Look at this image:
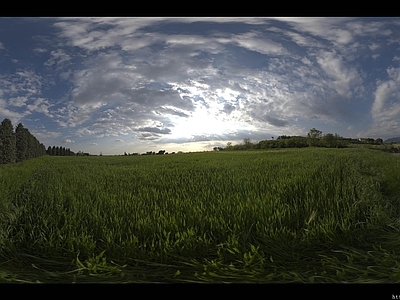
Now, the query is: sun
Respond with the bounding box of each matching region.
[167,84,249,140]
[169,105,243,139]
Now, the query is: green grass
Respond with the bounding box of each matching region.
[1,148,400,283]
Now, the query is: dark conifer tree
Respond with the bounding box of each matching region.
[40,143,46,156]
[26,133,35,159]
[0,118,16,164]
[15,123,28,162]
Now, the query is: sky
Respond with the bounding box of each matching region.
[1,17,400,155]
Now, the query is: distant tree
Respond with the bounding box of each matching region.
[56,146,60,156]
[243,138,251,145]
[52,146,56,156]
[243,138,254,149]
[307,128,322,147]
[47,146,52,155]
[0,118,16,164]
[322,133,336,148]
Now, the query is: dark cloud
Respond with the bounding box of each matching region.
[263,115,289,127]
[136,126,172,134]
[138,132,161,140]
[157,107,190,118]
[125,88,195,112]
[222,103,236,115]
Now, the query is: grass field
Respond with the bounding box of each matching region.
[1,148,400,283]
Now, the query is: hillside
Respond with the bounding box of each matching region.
[384,137,400,143]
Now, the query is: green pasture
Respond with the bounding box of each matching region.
[1,148,400,283]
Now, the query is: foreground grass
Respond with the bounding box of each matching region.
[1,148,400,283]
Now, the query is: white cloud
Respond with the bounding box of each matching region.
[33,47,47,53]
[272,18,356,45]
[63,138,75,143]
[0,69,45,99]
[52,18,163,52]
[0,98,31,124]
[315,50,362,98]
[44,49,72,67]
[368,43,380,51]
[8,96,28,107]
[3,17,398,153]
[230,31,288,55]
[284,30,324,48]
[30,130,62,145]
[365,67,400,138]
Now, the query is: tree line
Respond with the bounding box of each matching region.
[221,128,358,151]
[46,146,75,156]
[0,118,47,164]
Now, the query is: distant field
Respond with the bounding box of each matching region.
[1,148,400,283]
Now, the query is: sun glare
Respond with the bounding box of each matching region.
[171,106,236,138]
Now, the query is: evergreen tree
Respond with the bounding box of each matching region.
[56,146,60,156]
[0,118,16,164]
[15,123,28,162]
[40,143,46,156]
[47,146,52,155]
[26,133,35,159]
[52,146,56,156]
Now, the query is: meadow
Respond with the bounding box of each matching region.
[1,148,400,283]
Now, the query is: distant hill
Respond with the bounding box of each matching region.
[384,137,400,143]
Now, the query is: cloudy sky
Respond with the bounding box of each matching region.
[1,17,400,154]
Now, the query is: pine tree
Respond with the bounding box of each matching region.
[40,143,46,156]
[26,132,35,159]
[0,118,16,164]
[15,123,28,162]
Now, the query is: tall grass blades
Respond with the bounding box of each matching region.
[1,148,400,283]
